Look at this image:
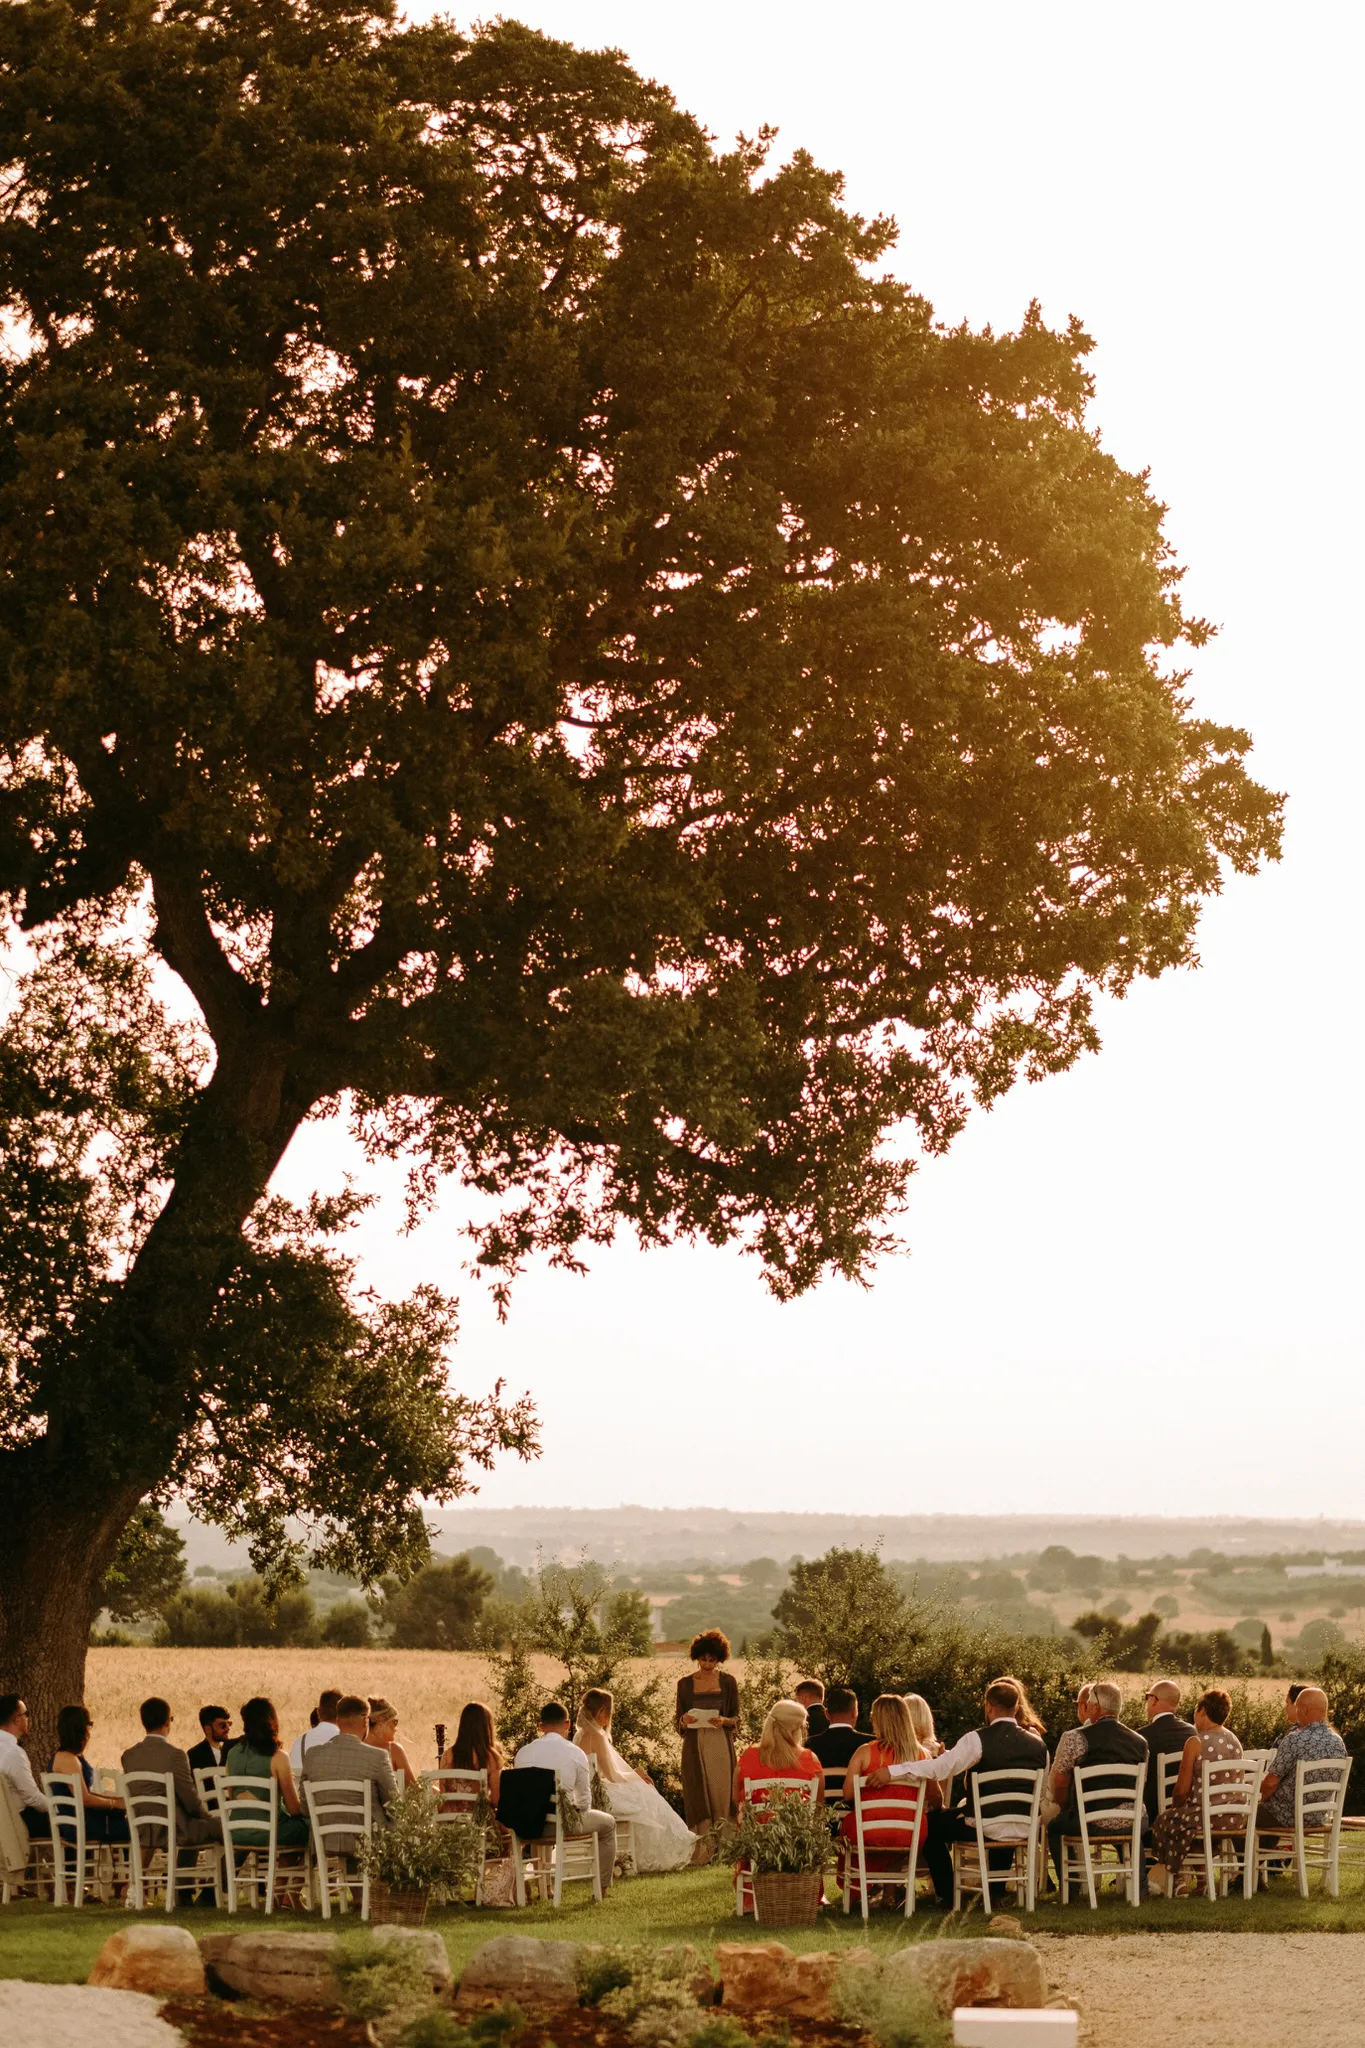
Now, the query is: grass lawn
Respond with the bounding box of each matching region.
[5,1854,1365,1986]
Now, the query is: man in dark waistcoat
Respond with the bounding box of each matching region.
[1048,1680,1148,1885]
[1139,1679,1195,1821]
[867,1678,1049,1908]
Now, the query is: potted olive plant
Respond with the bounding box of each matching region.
[358,1782,485,1926]
[722,1784,830,1925]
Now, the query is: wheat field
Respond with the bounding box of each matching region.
[84,1647,700,1764]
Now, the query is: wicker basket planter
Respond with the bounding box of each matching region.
[369,1881,429,1926]
[752,1870,823,1924]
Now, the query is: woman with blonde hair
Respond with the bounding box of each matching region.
[904,1694,942,1757]
[836,1694,937,1902]
[574,1689,696,1872]
[732,1698,825,1810]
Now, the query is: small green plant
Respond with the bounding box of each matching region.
[831,1960,950,2048]
[356,1781,486,1901]
[579,1946,637,2005]
[401,2004,526,2048]
[719,1784,830,1875]
[332,1938,434,2022]
[578,1947,710,2048]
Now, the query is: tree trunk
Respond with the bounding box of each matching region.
[0,1463,137,1766]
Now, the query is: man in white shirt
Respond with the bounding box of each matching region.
[0,1695,50,1837]
[515,1702,617,1892]
[288,1688,343,1774]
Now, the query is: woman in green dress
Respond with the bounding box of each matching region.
[676,1630,740,1836]
[223,1696,310,1847]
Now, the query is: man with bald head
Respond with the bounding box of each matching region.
[1141,1680,1196,1822]
[1256,1687,1346,1831]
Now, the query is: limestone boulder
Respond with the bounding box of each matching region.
[715,1943,872,2021]
[88,1925,205,1998]
[885,1938,1047,2013]
[199,1930,342,2005]
[455,1937,580,2011]
[371,1924,454,1994]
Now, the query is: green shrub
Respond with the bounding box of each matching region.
[332,1938,433,2021]
[356,1782,486,1900]
[720,1783,830,1875]
[401,2003,526,2048]
[831,1959,950,2048]
[157,1576,317,1647]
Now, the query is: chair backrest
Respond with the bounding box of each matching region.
[422,1767,486,1816]
[118,1771,177,1845]
[1198,1756,1261,1828]
[740,1774,820,1812]
[851,1773,926,1846]
[41,1772,86,1843]
[1074,1760,1146,1831]
[193,1766,224,1817]
[1239,1748,1275,1774]
[1157,1750,1184,1810]
[219,1774,277,1845]
[1295,1755,1351,1830]
[822,1765,850,1804]
[304,1777,374,1852]
[970,1766,1045,1828]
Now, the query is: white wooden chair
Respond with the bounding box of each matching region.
[41,1773,102,1908]
[735,1774,821,1919]
[1170,1756,1264,1900]
[117,1770,223,1911]
[193,1766,223,1819]
[952,1767,1046,1914]
[422,1766,494,1899]
[303,1778,373,1921]
[1253,1756,1351,1898]
[0,1777,51,1902]
[841,1774,927,1920]
[513,1798,601,1908]
[219,1774,309,1913]
[1058,1760,1146,1908]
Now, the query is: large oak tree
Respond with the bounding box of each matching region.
[0,0,1280,1746]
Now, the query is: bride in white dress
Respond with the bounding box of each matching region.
[574,1689,697,1873]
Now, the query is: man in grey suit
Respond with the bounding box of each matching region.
[301,1694,397,1855]
[120,1696,220,1851]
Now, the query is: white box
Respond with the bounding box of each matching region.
[953,2013,1078,2048]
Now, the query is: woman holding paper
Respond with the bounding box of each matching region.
[676,1630,740,1835]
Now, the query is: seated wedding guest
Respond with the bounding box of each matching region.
[515,1702,618,1893]
[441,1701,504,1804]
[288,1688,342,1773]
[1285,1682,1307,1726]
[677,1632,739,1836]
[0,1695,49,1837]
[867,1677,1047,1909]
[794,1681,829,1739]
[301,1694,397,1854]
[188,1705,231,1776]
[366,1698,417,1787]
[809,1687,868,1772]
[1256,1686,1347,1831]
[50,1704,128,1844]
[838,1693,934,1898]
[1140,1680,1196,1821]
[734,1699,825,1810]
[121,1697,220,1850]
[1042,1684,1091,1824]
[223,1697,309,1847]
[575,1688,696,1871]
[1047,1680,1147,1883]
[904,1695,943,1758]
[1147,1689,1242,1889]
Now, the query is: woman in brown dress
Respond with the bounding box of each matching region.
[676,1630,740,1838]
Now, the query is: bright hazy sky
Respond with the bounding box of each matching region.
[278,1,1364,1522]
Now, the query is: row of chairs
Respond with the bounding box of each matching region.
[745,1754,1352,1922]
[2,1761,637,1918]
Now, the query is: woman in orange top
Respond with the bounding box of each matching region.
[841,1694,939,1849]
[733,1699,825,1811]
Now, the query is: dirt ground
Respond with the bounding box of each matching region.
[1036,1931,1365,2048]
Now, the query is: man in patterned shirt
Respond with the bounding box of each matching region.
[1255,1687,1346,1829]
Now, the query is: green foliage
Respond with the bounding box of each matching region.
[721,1784,831,1876]
[356,1782,486,1900]
[736,1653,793,1744]
[402,2007,526,2048]
[605,1589,657,1657]
[580,1946,711,2048]
[831,1961,950,2048]
[384,1556,494,1650]
[1071,1608,1249,1674]
[332,1937,435,2021]
[773,1548,910,1703]
[487,1563,673,1780]
[157,1575,318,1648]
[0,0,1281,1721]
[97,1504,186,1624]
[319,1599,374,1648]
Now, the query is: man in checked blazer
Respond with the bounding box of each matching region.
[300,1694,398,1855]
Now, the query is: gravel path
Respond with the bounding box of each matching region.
[0,1982,185,2048]
[1035,1932,1365,2048]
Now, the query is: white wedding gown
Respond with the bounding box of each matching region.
[594,1737,696,1873]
